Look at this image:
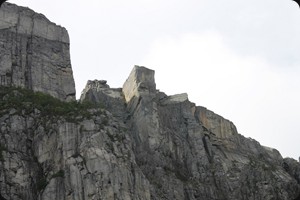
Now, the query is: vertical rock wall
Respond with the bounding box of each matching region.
[0,2,299,199]
[0,3,75,101]
[195,106,238,138]
[0,107,151,200]
[82,66,300,199]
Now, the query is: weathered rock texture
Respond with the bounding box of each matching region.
[80,80,125,119]
[1,65,300,200]
[0,4,300,200]
[0,2,75,101]
[0,89,150,200]
[80,66,300,200]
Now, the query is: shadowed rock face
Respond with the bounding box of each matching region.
[0,3,75,101]
[0,3,300,200]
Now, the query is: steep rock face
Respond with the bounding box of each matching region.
[1,65,300,200]
[81,66,300,200]
[283,158,300,184]
[0,3,300,200]
[0,88,150,200]
[195,106,238,139]
[0,3,75,101]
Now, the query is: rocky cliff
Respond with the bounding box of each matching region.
[0,3,300,200]
[0,2,75,101]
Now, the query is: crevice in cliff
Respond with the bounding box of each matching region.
[202,134,213,162]
[24,36,33,89]
[0,194,7,200]
[126,96,142,116]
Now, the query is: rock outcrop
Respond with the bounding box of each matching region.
[0,3,300,200]
[0,2,75,101]
[81,66,300,200]
[1,67,300,200]
[0,87,150,200]
[80,80,126,119]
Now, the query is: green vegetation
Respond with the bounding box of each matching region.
[0,86,103,122]
[36,177,47,192]
[52,170,65,178]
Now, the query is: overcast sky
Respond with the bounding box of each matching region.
[9,0,300,160]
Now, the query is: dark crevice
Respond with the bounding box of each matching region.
[202,135,213,162]
[25,36,33,90]
[0,194,7,200]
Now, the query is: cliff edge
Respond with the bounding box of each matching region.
[81,66,300,200]
[0,2,75,101]
[0,3,300,200]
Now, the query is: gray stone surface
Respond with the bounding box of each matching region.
[283,158,300,185]
[0,2,75,101]
[195,106,238,139]
[80,80,126,119]
[123,65,156,103]
[82,66,300,199]
[1,65,300,200]
[0,3,300,199]
[0,106,150,200]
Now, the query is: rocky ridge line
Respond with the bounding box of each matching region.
[0,3,300,200]
[81,65,300,200]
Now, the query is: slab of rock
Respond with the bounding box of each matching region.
[160,93,189,105]
[122,65,156,103]
[195,106,238,138]
[80,80,126,118]
[0,3,75,101]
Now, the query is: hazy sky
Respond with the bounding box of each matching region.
[9,0,300,160]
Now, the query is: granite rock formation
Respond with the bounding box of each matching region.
[0,2,75,101]
[80,80,125,119]
[0,3,300,200]
[80,66,300,200]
